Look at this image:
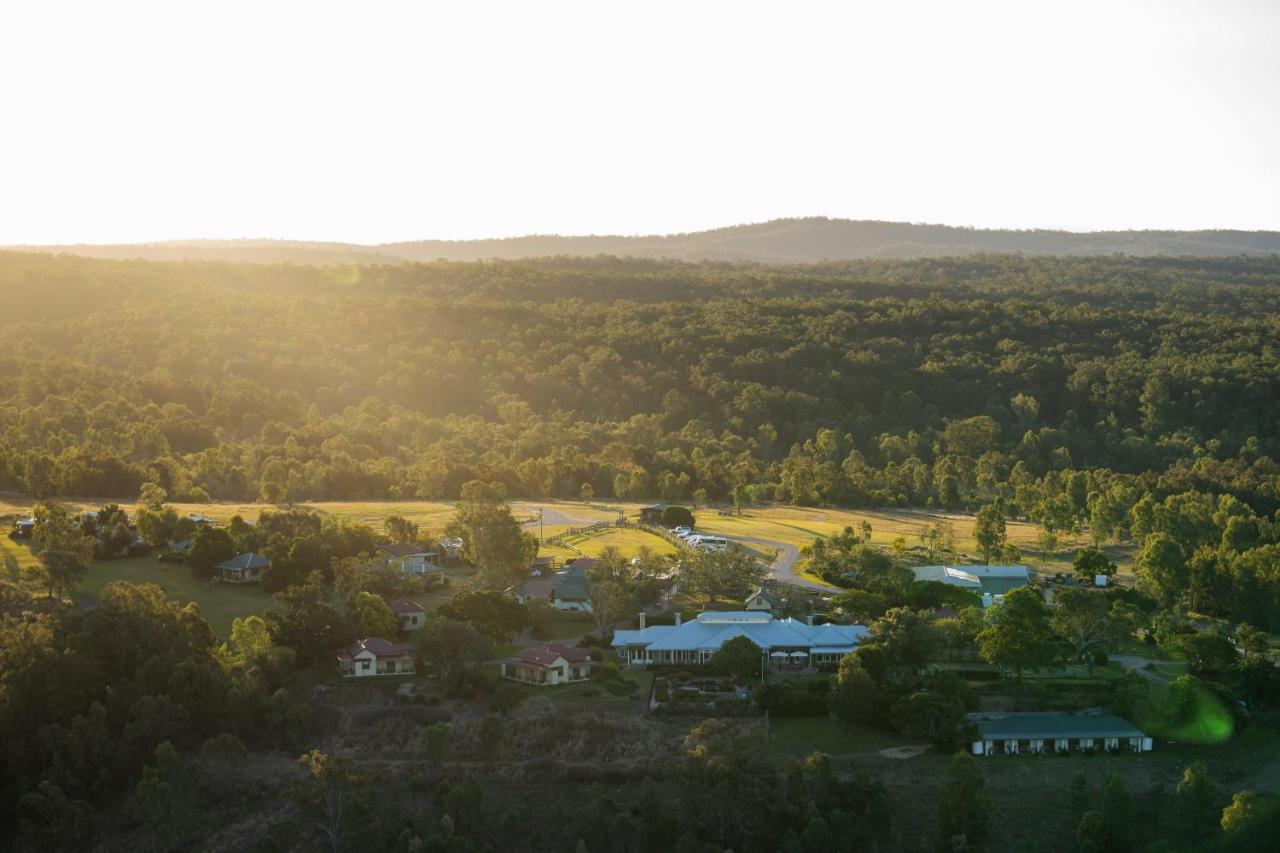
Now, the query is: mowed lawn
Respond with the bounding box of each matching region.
[74,555,273,638]
[691,505,1133,578]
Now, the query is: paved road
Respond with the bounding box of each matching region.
[726,534,835,593]
[1111,655,1181,686]
[516,506,594,528]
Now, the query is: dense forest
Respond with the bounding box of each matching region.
[12,218,1280,265]
[2,250,1279,517]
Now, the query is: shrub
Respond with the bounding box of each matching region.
[490,684,526,715]
[605,678,638,696]
[660,505,695,528]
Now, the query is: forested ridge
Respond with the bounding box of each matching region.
[13,217,1280,264]
[1,250,1280,519]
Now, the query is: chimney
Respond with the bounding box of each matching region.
[806,614,815,627]
[639,612,646,630]
[675,611,682,627]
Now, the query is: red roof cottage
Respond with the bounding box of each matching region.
[501,643,595,686]
[388,598,427,631]
[337,637,416,678]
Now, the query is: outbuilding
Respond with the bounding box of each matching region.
[969,712,1152,756]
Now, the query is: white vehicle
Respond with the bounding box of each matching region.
[690,535,729,553]
[671,526,693,537]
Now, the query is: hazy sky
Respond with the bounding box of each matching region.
[2,0,1278,244]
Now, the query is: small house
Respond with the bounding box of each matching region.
[215,553,270,584]
[379,543,444,585]
[552,559,595,612]
[337,637,417,678]
[743,587,784,614]
[388,598,427,631]
[501,643,595,686]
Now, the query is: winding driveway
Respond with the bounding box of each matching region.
[723,534,835,593]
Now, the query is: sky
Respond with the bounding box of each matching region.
[1,0,1278,245]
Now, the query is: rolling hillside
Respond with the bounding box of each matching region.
[11,217,1280,265]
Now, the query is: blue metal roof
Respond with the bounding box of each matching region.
[613,612,867,654]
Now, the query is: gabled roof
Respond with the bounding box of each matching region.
[380,543,434,558]
[553,564,593,601]
[969,712,1146,740]
[510,643,594,669]
[338,637,414,661]
[747,587,784,607]
[615,611,868,653]
[912,564,1031,596]
[215,552,270,571]
[387,598,426,614]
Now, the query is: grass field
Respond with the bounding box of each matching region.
[74,554,274,637]
[768,717,899,758]
[691,505,1132,577]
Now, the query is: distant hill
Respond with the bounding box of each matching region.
[11,218,1280,265]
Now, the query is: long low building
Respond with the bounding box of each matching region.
[612,611,868,670]
[969,712,1152,756]
[911,564,1031,607]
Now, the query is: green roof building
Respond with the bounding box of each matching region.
[969,712,1152,755]
[911,564,1031,607]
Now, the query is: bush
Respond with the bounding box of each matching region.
[605,678,638,696]
[490,684,526,715]
[660,505,695,528]
[755,679,830,717]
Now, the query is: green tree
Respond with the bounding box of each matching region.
[1052,588,1117,676]
[712,635,763,682]
[830,656,881,726]
[187,526,236,578]
[977,586,1056,679]
[1136,533,1187,606]
[681,549,766,605]
[447,480,535,587]
[935,752,989,847]
[831,588,888,623]
[439,589,529,643]
[1221,789,1256,833]
[414,619,492,684]
[290,750,368,853]
[659,505,695,528]
[866,607,935,674]
[891,692,966,752]
[974,502,1007,564]
[30,501,94,598]
[579,482,594,502]
[350,591,400,638]
[1073,547,1117,583]
[1177,762,1218,845]
[265,573,356,666]
[138,482,168,512]
[382,515,420,545]
[732,484,750,515]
